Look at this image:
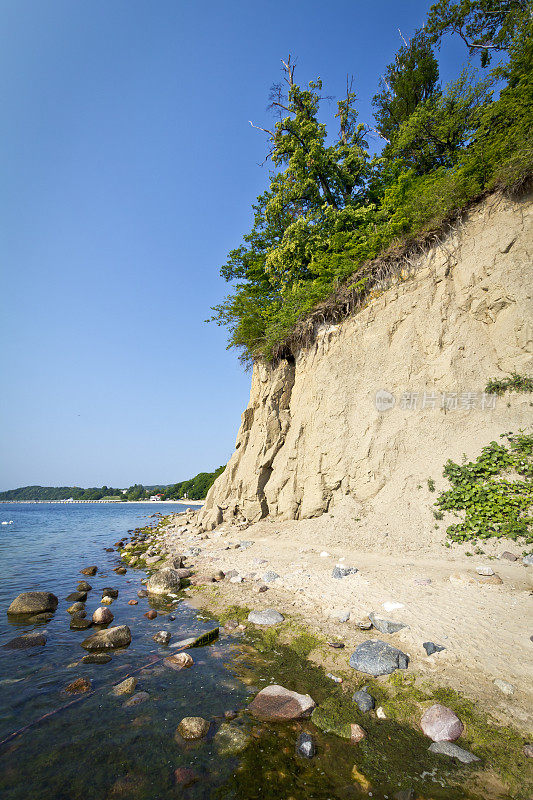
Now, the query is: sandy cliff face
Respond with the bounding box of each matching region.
[200,193,533,534]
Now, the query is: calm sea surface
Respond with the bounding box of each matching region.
[0,504,503,800]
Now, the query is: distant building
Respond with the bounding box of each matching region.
[149,494,163,501]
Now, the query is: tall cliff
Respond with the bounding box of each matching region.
[200,193,533,532]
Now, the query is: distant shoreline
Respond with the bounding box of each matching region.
[0,499,204,506]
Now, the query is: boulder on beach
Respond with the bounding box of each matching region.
[247,609,284,626]
[81,624,132,651]
[368,613,407,635]
[146,568,183,595]
[7,592,58,616]
[420,703,464,742]
[349,640,409,676]
[248,685,315,720]
[3,632,47,649]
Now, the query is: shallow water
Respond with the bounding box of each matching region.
[0,504,521,799]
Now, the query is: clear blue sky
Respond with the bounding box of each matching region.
[0,0,466,490]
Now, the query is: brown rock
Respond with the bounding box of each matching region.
[164,652,194,671]
[174,767,198,787]
[176,716,210,740]
[65,677,92,694]
[80,566,98,576]
[477,573,503,585]
[128,599,138,605]
[501,551,518,561]
[248,685,316,720]
[350,723,367,743]
[144,609,157,620]
[112,677,137,696]
[114,567,127,575]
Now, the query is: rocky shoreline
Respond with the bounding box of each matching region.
[111,507,533,797]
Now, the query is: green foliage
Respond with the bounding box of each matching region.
[166,465,225,500]
[213,4,532,363]
[435,432,533,542]
[427,477,436,492]
[0,485,124,501]
[485,372,533,396]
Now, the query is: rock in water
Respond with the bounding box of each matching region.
[137,589,148,598]
[173,768,198,788]
[428,741,480,763]
[176,717,210,740]
[352,689,375,712]
[296,732,316,758]
[123,691,149,707]
[213,723,251,755]
[164,652,193,670]
[368,612,407,635]
[101,588,118,598]
[420,704,464,741]
[146,568,182,595]
[248,685,315,720]
[80,566,98,576]
[81,653,111,664]
[92,607,114,625]
[67,602,85,615]
[70,615,91,630]
[66,591,87,602]
[144,610,157,620]
[65,677,92,694]
[153,630,171,645]
[349,640,409,675]
[81,625,132,651]
[3,632,47,649]
[7,592,58,616]
[77,581,92,592]
[247,609,284,626]
[112,677,137,696]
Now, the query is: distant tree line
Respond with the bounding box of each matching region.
[0,466,226,502]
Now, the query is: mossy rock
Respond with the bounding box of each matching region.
[311,694,355,739]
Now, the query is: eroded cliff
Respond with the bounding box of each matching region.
[200,192,533,533]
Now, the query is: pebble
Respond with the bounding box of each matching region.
[414,577,432,585]
[296,731,316,758]
[382,601,404,612]
[230,576,243,583]
[428,741,480,763]
[173,767,198,788]
[476,566,495,576]
[153,631,171,645]
[320,551,330,557]
[327,641,345,649]
[353,689,375,712]
[500,551,518,561]
[423,642,446,656]
[331,566,357,579]
[256,585,268,593]
[493,678,515,696]
[144,610,157,620]
[80,566,98,576]
[128,600,138,605]
[356,618,373,630]
[262,571,280,582]
[376,707,387,719]
[350,723,366,743]
[368,613,408,635]
[176,716,210,739]
[523,554,533,565]
[336,611,350,623]
[326,673,343,683]
[164,652,194,671]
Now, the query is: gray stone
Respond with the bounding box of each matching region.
[352,689,375,712]
[239,541,254,550]
[368,612,408,635]
[423,641,446,655]
[247,609,284,626]
[500,551,518,561]
[331,565,358,579]
[262,571,280,583]
[81,624,132,651]
[7,592,58,616]
[349,640,409,675]
[523,554,533,565]
[336,610,350,623]
[146,568,182,595]
[3,632,46,649]
[493,678,514,696]
[92,607,114,625]
[153,630,171,645]
[428,741,480,763]
[296,731,316,758]
[476,565,494,576]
